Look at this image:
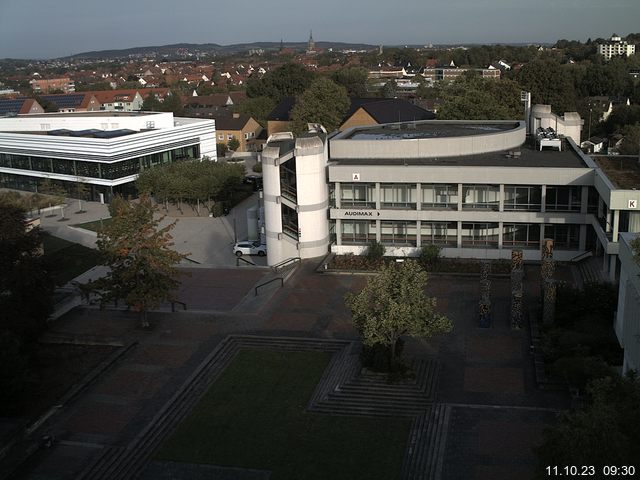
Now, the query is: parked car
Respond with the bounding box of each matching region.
[233,241,266,257]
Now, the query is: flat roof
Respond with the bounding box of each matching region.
[344,121,519,140]
[593,156,640,189]
[16,111,162,118]
[331,138,588,169]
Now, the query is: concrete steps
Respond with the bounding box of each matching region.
[401,404,451,480]
[76,335,351,480]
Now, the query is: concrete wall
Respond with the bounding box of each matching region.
[331,121,526,159]
[1,111,174,131]
[616,233,640,373]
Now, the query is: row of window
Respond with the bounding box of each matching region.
[335,183,597,213]
[339,220,580,249]
[0,146,199,180]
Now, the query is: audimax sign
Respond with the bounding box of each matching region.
[344,211,381,217]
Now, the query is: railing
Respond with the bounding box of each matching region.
[569,251,593,263]
[171,301,187,312]
[271,257,301,274]
[236,256,256,266]
[255,277,284,296]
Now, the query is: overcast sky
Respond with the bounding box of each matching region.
[0,0,638,59]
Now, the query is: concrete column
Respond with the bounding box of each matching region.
[540,185,546,213]
[335,182,341,209]
[606,209,612,233]
[603,253,608,274]
[457,220,463,248]
[335,218,342,246]
[457,183,463,211]
[539,223,545,250]
[416,183,421,211]
[597,197,603,219]
[580,186,589,214]
[613,210,620,242]
[375,182,381,210]
[579,224,587,251]
[498,221,503,249]
[376,220,381,242]
[416,220,422,247]
[499,184,505,212]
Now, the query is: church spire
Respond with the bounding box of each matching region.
[307,30,316,54]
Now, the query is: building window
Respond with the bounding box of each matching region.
[503,223,540,248]
[545,186,581,212]
[380,183,416,209]
[422,184,458,209]
[544,224,580,250]
[380,221,417,246]
[227,134,234,140]
[341,220,376,244]
[461,222,500,247]
[421,221,457,246]
[145,121,155,129]
[340,183,376,209]
[462,185,499,210]
[281,204,298,239]
[504,186,542,211]
[218,134,224,140]
[280,157,297,202]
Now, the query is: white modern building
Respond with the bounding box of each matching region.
[614,233,640,374]
[598,34,636,61]
[261,106,640,283]
[0,111,216,202]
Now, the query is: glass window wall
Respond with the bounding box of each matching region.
[545,186,581,212]
[462,185,499,210]
[461,222,500,247]
[422,184,458,209]
[340,183,376,209]
[380,184,416,209]
[380,221,417,246]
[421,221,457,246]
[341,220,376,244]
[503,223,541,248]
[504,186,542,211]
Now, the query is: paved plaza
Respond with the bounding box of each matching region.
[2,196,571,479]
[2,255,570,480]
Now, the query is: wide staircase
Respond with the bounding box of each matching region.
[77,335,449,480]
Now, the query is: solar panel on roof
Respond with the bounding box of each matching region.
[40,94,85,109]
[0,99,26,116]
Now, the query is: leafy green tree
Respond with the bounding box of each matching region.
[235,96,276,127]
[382,79,397,98]
[141,92,161,111]
[619,123,640,155]
[0,202,53,342]
[517,60,577,113]
[245,63,316,102]
[345,261,452,369]
[227,138,240,151]
[289,77,350,133]
[535,374,640,477]
[438,74,523,120]
[217,142,228,157]
[332,66,369,97]
[89,194,186,328]
[159,91,184,116]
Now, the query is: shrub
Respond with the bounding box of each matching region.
[252,162,262,173]
[365,240,385,262]
[360,339,405,374]
[419,244,441,268]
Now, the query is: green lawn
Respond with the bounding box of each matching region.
[72,217,112,233]
[42,234,101,285]
[156,349,411,480]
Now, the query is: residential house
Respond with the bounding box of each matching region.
[90,90,145,112]
[29,77,75,94]
[38,93,101,112]
[214,113,262,152]
[580,136,606,154]
[598,34,636,61]
[0,98,44,117]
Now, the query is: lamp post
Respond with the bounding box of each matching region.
[588,108,592,143]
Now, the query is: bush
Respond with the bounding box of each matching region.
[252,162,262,173]
[550,356,612,392]
[419,244,441,268]
[365,240,385,262]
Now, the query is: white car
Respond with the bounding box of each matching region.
[233,241,267,257]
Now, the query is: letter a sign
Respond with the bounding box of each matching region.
[352,173,360,181]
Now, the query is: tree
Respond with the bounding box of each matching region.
[332,66,369,97]
[227,138,240,152]
[517,60,577,113]
[289,77,350,134]
[0,202,54,343]
[89,194,187,328]
[217,142,228,157]
[245,63,316,102]
[619,124,640,155]
[437,74,523,120]
[235,96,276,127]
[344,261,452,369]
[382,79,397,98]
[535,374,640,477]
[141,92,161,111]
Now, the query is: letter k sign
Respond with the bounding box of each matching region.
[629,199,637,209]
